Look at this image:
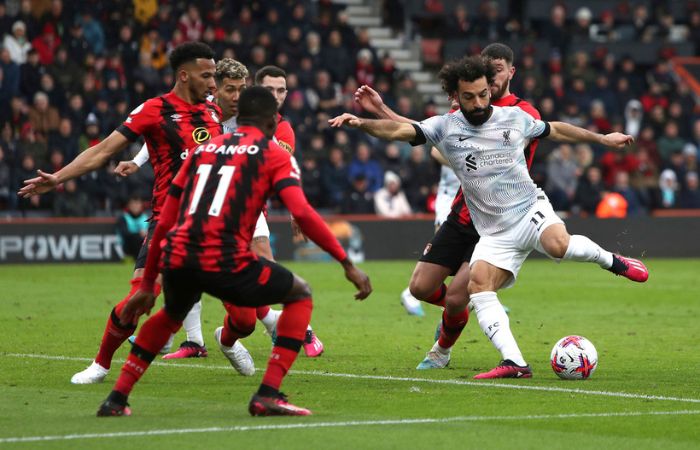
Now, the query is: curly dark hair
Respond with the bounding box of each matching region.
[168,42,215,71]
[437,55,495,95]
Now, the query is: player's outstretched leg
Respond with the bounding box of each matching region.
[162,300,207,359]
[73,277,159,384]
[249,299,313,417]
[97,308,181,416]
[551,232,649,283]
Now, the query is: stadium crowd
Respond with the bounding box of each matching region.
[0,0,699,219]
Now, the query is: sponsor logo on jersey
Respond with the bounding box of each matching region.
[192,127,211,144]
[465,154,477,171]
[170,113,182,122]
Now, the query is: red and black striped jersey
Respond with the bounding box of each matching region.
[116,91,223,219]
[447,94,541,229]
[161,125,303,272]
[275,113,295,154]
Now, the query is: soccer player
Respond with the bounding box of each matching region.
[17,42,254,383]
[97,86,371,417]
[354,44,538,371]
[120,62,325,359]
[330,55,648,379]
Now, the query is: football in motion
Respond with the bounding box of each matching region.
[550,335,598,380]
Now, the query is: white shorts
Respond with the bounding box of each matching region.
[470,194,564,289]
[434,191,454,226]
[253,212,270,239]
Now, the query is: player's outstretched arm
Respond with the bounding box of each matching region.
[354,85,414,124]
[328,114,416,142]
[19,130,130,197]
[548,122,634,148]
[279,185,372,300]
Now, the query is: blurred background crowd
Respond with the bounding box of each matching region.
[0,0,699,220]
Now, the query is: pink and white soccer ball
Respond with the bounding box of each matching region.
[550,335,598,380]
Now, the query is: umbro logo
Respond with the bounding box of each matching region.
[465,153,477,171]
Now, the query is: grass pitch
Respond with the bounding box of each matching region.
[1,259,699,449]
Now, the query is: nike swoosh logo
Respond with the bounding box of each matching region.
[458,136,472,141]
[488,330,499,340]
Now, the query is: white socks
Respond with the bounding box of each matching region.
[259,308,282,335]
[563,235,613,269]
[431,341,451,355]
[470,291,526,367]
[183,300,204,346]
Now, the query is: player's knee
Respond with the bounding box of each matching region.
[467,279,487,296]
[444,290,468,313]
[408,275,433,300]
[543,234,570,258]
[289,277,312,300]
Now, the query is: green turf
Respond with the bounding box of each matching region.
[1,259,699,449]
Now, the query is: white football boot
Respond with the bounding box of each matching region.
[71,361,109,384]
[214,327,255,376]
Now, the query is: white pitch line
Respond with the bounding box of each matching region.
[5,353,700,405]
[1,410,699,443]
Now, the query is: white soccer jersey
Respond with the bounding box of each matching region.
[222,115,237,133]
[414,106,548,235]
[435,166,460,225]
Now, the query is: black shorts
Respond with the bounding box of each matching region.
[134,220,157,270]
[418,219,480,276]
[160,258,295,321]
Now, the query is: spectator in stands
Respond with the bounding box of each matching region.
[624,100,644,139]
[0,3,12,38]
[658,169,678,208]
[178,5,203,42]
[620,56,646,96]
[48,118,78,162]
[445,4,472,37]
[401,146,436,212]
[635,126,661,166]
[49,46,83,95]
[77,11,105,56]
[321,30,353,85]
[65,22,89,65]
[374,170,412,218]
[18,49,42,102]
[631,148,660,208]
[321,146,349,210]
[348,142,383,193]
[678,172,700,208]
[546,144,579,211]
[541,4,569,56]
[301,155,323,208]
[31,23,61,66]
[355,49,375,88]
[18,123,47,166]
[53,178,92,217]
[115,25,139,75]
[645,104,667,138]
[572,7,593,39]
[613,171,644,216]
[28,91,59,142]
[78,113,101,153]
[15,154,48,213]
[116,195,149,258]
[3,21,31,64]
[629,4,654,42]
[476,0,506,41]
[0,47,20,105]
[394,75,424,117]
[589,10,619,43]
[657,121,686,163]
[341,173,375,214]
[600,147,639,189]
[589,100,612,134]
[379,142,403,176]
[593,74,619,119]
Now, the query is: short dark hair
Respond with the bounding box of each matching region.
[438,55,495,94]
[254,65,287,85]
[481,43,514,65]
[168,42,214,71]
[238,86,278,120]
